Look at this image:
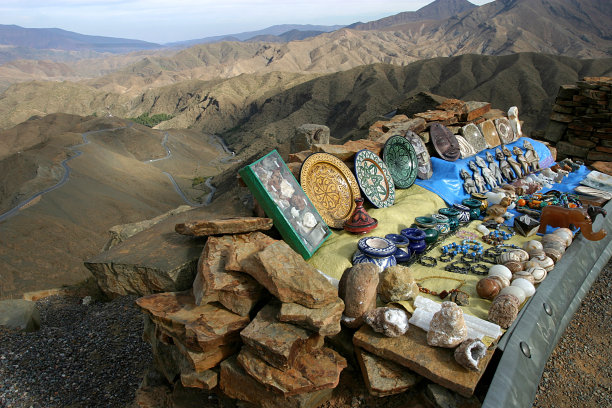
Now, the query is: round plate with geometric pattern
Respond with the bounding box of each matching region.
[300,153,361,229]
[382,135,418,189]
[354,149,395,208]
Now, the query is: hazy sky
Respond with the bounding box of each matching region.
[0,0,493,44]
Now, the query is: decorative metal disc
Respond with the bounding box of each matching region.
[430,122,460,161]
[300,153,361,229]
[495,117,515,144]
[478,120,501,148]
[354,149,396,208]
[382,135,418,189]
[460,123,487,153]
[404,131,432,180]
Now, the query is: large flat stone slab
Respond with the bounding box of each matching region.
[237,346,346,396]
[220,356,333,408]
[240,303,323,370]
[353,325,494,397]
[278,299,343,336]
[0,299,40,332]
[136,291,249,353]
[355,347,420,397]
[174,217,273,237]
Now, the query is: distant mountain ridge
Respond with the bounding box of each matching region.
[347,0,477,30]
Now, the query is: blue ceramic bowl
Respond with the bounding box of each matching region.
[357,236,397,258]
[401,228,426,241]
[385,234,410,248]
[393,247,412,262]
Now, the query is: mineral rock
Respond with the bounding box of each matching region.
[338,263,379,319]
[245,241,338,308]
[180,369,218,390]
[192,232,275,302]
[278,299,344,336]
[427,302,468,348]
[237,346,346,396]
[0,299,40,332]
[240,303,324,370]
[175,217,273,236]
[377,265,419,303]
[342,139,384,157]
[355,348,420,397]
[363,307,410,337]
[135,291,250,352]
[292,124,330,153]
[488,294,520,329]
[220,356,333,408]
[217,274,267,316]
[454,339,487,372]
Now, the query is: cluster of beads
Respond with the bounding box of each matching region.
[440,240,484,258]
[516,192,582,210]
[482,229,514,245]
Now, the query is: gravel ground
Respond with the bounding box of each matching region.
[1,263,610,408]
[0,295,151,408]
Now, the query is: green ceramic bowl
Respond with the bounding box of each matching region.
[424,228,439,244]
[414,216,437,229]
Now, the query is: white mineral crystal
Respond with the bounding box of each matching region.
[280,179,294,198]
[385,308,409,333]
[290,207,300,219]
[410,296,502,340]
[302,212,317,228]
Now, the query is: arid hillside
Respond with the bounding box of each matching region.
[0,114,236,298]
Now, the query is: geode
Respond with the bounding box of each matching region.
[363,307,409,337]
[427,302,468,348]
[488,294,520,329]
[454,338,487,371]
[377,265,419,303]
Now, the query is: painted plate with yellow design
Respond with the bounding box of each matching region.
[300,153,361,229]
[354,149,395,208]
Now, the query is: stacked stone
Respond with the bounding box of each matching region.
[543,77,612,164]
[137,226,347,407]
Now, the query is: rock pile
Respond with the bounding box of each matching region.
[136,220,347,408]
[542,77,611,165]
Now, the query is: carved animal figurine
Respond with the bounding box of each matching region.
[508,106,522,140]
[496,147,516,181]
[504,146,523,179]
[468,161,487,194]
[523,140,540,172]
[513,146,531,175]
[538,206,607,241]
[460,168,478,195]
[483,196,512,224]
[487,151,504,185]
[476,155,498,190]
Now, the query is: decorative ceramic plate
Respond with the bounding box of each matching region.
[382,135,418,189]
[478,120,501,148]
[354,149,396,208]
[460,123,487,153]
[300,153,361,229]
[404,131,432,180]
[430,123,460,161]
[495,118,515,144]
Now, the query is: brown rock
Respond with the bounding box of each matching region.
[462,101,491,122]
[342,139,384,156]
[487,294,520,329]
[378,265,419,303]
[415,110,457,124]
[454,339,487,372]
[310,144,354,161]
[240,303,324,370]
[237,346,346,396]
[427,302,468,348]
[288,150,312,163]
[180,369,218,390]
[549,112,574,123]
[478,120,501,148]
[381,117,428,135]
[175,340,237,372]
[218,280,267,317]
[588,150,612,162]
[355,347,420,397]
[278,299,344,336]
[292,124,330,154]
[368,120,386,140]
[353,324,494,397]
[192,232,275,301]
[557,84,579,99]
[175,217,273,237]
[482,109,505,121]
[136,291,250,353]
[436,99,467,116]
[338,263,379,319]
[591,161,612,176]
[247,241,338,308]
[220,356,333,408]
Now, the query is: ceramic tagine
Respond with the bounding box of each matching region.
[352,236,397,271]
[343,198,378,234]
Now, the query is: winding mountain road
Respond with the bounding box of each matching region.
[0,127,229,222]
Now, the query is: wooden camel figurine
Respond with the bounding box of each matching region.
[538,205,607,241]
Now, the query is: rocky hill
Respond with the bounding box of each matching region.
[0,114,238,299]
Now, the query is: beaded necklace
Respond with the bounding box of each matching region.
[415,275,468,300]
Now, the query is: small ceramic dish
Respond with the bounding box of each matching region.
[385,234,410,248]
[401,228,426,241]
[414,216,437,229]
[357,236,397,258]
[393,247,412,262]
